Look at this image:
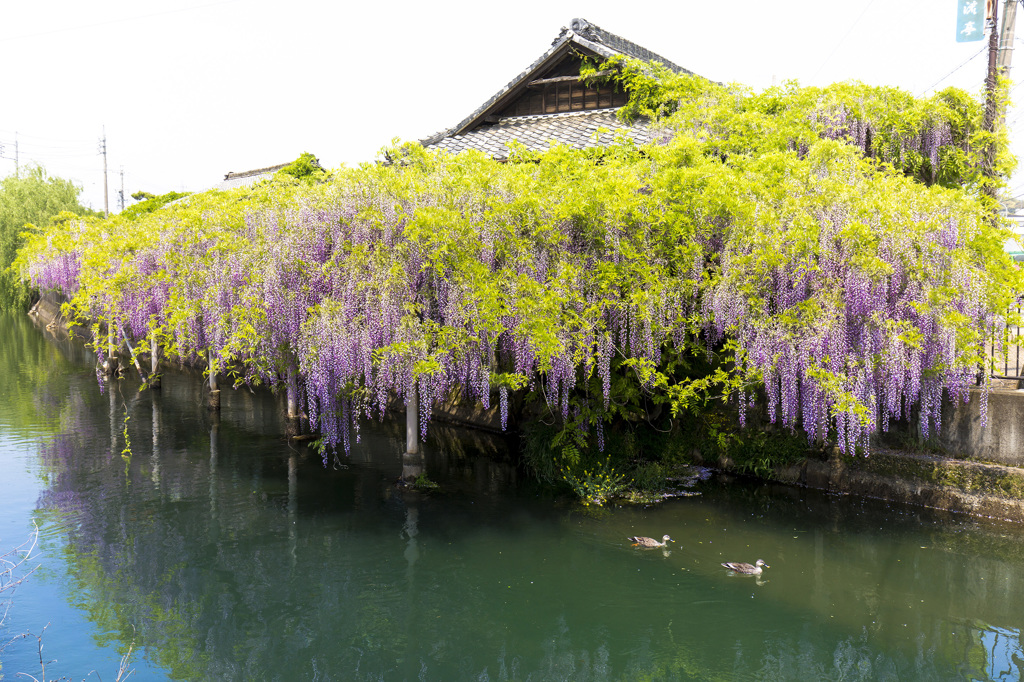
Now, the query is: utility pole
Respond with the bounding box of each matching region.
[982,0,1001,202]
[998,0,1018,73]
[99,127,109,217]
[982,1,1020,205]
[119,166,125,212]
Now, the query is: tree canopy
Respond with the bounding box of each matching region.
[0,165,95,311]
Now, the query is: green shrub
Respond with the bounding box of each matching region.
[729,430,810,478]
[562,455,627,505]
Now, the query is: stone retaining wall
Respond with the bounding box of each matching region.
[772,450,1024,523]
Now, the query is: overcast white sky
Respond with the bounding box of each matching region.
[1,0,1020,212]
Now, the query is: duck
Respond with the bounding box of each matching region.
[721,559,769,575]
[628,534,674,548]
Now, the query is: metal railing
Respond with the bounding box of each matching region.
[990,297,1024,381]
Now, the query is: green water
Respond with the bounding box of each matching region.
[1,310,1023,681]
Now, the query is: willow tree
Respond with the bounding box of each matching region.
[0,166,95,311]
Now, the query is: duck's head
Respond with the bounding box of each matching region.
[663,535,674,543]
[755,559,768,568]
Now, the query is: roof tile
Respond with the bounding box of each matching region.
[425,109,650,160]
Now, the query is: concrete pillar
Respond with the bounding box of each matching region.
[101,326,119,376]
[286,361,300,419]
[402,382,424,483]
[149,330,161,388]
[285,360,300,437]
[207,350,220,410]
[406,382,419,455]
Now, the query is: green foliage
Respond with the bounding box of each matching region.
[121,409,133,480]
[628,461,669,491]
[413,473,439,489]
[0,165,92,311]
[275,152,326,182]
[561,455,627,506]
[0,266,31,311]
[120,190,190,220]
[727,429,812,479]
[599,55,1007,190]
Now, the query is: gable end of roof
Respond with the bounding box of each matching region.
[420,19,692,147]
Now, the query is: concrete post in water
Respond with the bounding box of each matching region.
[118,323,147,380]
[149,329,161,389]
[207,349,221,410]
[402,382,424,483]
[285,360,300,435]
[406,381,419,456]
[101,326,120,376]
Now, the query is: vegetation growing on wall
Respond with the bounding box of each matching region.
[15,69,1022,499]
[274,152,327,183]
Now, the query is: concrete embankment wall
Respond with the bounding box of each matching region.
[941,388,1024,467]
[769,449,1024,523]
[721,387,1024,523]
[29,291,66,329]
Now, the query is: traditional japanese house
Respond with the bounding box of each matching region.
[420,18,694,159]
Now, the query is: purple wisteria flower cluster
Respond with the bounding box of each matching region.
[19,103,1010,463]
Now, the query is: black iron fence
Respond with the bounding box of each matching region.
[990,297,1024,382]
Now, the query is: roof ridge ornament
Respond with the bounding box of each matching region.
[570,18,602,43]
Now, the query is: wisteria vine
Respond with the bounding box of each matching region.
[16,72,1021,461]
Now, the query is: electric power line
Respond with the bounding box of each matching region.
[921,46,989,94]
[811,0,882,81]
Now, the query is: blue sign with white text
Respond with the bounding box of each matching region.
[956,0,986,42]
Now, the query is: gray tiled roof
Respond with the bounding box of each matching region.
[217,163,289,190]
[420,18,689,158]
[565,18,688,75]
[427,109,650,160]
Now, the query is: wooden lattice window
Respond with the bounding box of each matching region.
[498,80,628,118]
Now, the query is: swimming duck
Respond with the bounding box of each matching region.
[628,534,674,548]
[721,559,768,575]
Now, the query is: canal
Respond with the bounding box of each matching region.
[1,309,1023,681]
